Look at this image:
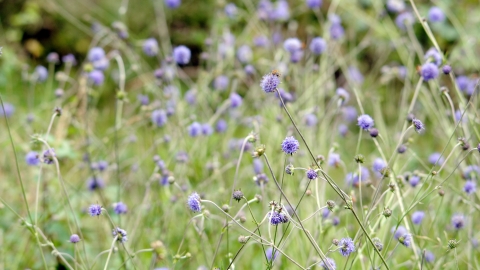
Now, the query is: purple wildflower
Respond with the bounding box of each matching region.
[421,63,439,81]
[187,192,201,212]
[216,119,227,133]
[265,247,280,261]
[43,148,56,164]
[113,202,128,215]
[188,122,202,137]
[306,0,322,9]
[88,47,105,62]
[214,75,229,91]
[88,70,104,86]
[318,257,336,270]
[409,175,420,187]
[35,66,48,82]
[357,114,374,130]
[173,45,191,65]
[25,151,39,166]
[165,0,181,9]
[260,73,280,93]
[0,102,15,118]
[112,227,128,242]
[428,152,444,165]
[281,136,299,155]
[328,153,341,167]
[151,109,167,127]
[230,93,243,108]
[89,204,102,216]
[237,45,252,63]
[143,38,159,57]
[306,168,318,180]
[428,7,445,23]
[87,176,104,191]
[309,37,327,55]
[225,3,237,18]
[464,180,476,194]
[70,234,80,243]
[451,214,465,229]
[412,118,425,133]
[304,113,318,126]
[411,211,425,225]
[338,238,355,256]
[395,12,415,30]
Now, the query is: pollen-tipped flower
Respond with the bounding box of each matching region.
[309,37,327,55]
[421,63,439,81]
[411,211,425,225]
[112,227,128,243]
[113,202,128,215]
[412,118,425,133]
[281,136,299,155]
[318,257,336,270]
[428,7,445,23]
[306,168,318,180]
[89,204,102,216]
[143,38,159,57]
[187,192,202,212]
[464,180,476,194]
[451,214,465,230]
[70,234,80,243]
[260,72,280,93]
[357,114,374,130]
[173,45,191,65]
[338,238,355,256]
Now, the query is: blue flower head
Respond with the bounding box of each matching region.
[281,136,299,155]
[318,257,336,270]
[114,202,128,215]
[151,109,167,127]
[35,66,48,82]
[260,72,280,93]
[306,0,322,9]
[338,237,355,256]
[310,37,327,55]
[188,122,202,137]
[283,38,302,53]
[428,7,445,23]
[173,45,191,65]
[421,63,439,81]
[306,168,318,180]
[464,180,476,194]
[214,75,229,91]
[411,211,425,225]
[112,227,128,243]
[25,151,39,166]
[395,12,415,30]
[451,214,465,230]
[89,204,102,216]
[187,192,202,212]
[88,47,105,62]
[143,38,159,57]
[412,118,425,133]
[70,234,80,243]
[230,93,243,108]
[165,0,181,9]
[357,114,374,130]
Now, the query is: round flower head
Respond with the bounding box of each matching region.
[184,89,196,105]
[216,119,227,133]
[236,45,252,63]
[411,211,425,225]
[329,23,345,40]
[338,238,355,256]
[151,109,167,127]
[456,76,470,91]
[187,192,202,212]
[0,102,15,118]
[412,118,425,133]
[395,12,415,30]
[386,0,405,13]
[173,45,191,65]
[268,211,287,225]
[25,151,39,166]
[328,153,341,167]
[69,234,80,243]
[43,148,56,164]
[188,122,202,137]
[372,158,387,176]
[421,63,439,81]
[88,47,105,62]
[338,124,348,137]
[62,54,76,65]
[92,57,109,71]
[306,168,318,180]
[310,37,327,55]
[253,158,263,174]
[96,161,108,171]
[357,114,374,130]
[47,52,59,64]
[399,234,412,247]
[87,176,104,191]
[336,87,350,104]
[254,173,269,186]
[113,202,128,214]
[424,250,435,263]
[409,175,420,187]
[424,47,442,66]
[260,72,280,93]
[89,204,102,216]
[265,247,280,261]
[289,49,304,63]
[428,7,445,23]
[112,227,128,242]
[225,3,237,18]
[165,0,181,9]
[253,35,269,47]
[342,106,358,122]
[244,65,256,75]
[283,38,302,53]
[442,65,451,74]
[214,75,229,91]
[143,38,159,57]
[88,70,104,86]
[201,123,213,136]
[306,0,322,9]
[319,257,336,270]
[391,225,407,240]
[428,152,444,165]
[281,136,299,155]
[464,180,476,194]
[304,113,318,127]
[348,66,364,84]
[35,66,48,82]
[271,0,290,21]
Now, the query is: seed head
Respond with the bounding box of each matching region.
[232,190,244,202]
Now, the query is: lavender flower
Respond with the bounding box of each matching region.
[260,72,280,93]
[428,152,444,165]
[348,66,364,84]
[428,7,445,23]
[456,76,469,91]
[412,118,425,133]
[342,106,357,122]
[271,0,290,21]
[372,158,387,177]
[62,54,76,65]
[329,23,345,40]
[165,0,181,9]
[395,12,415,30]
[391,226,407,240]
[283,38,302,53]
[151,109,167,127]
[421,63,439,81]
[268,211,288,225]
[25,151,39,166]
[345,167,370,186]
[201,123,213,136]
[230,93,242,108]
[112,227,128,242]
[399,234,412,247]
[318,257,336,270]
[265,247,280,261]
[43,148,56,164]
[216,119,227,133]
[254,173,269,186]
[214,75,229,91]
[281,136,299,155]
[425,250,435,263]
[386,0,405,13]
[254,35,269,47]
[409,175,420,187]
[184,89,196,105]
[237,45,252,63]
[306,168,318,180]
[113,202,128,214]
[187,192,201,212]
[244,65,256,75]
[89,204,102,216]
[88,47,105,62]
[225,3,237,18]
[306,0,322,9]
[442,65,452,74]
[253,158,263,174]
[464,180,476,194]
[70,234,80,243]
[451,214,465,229]
[143,38,159,57]
[88,70,104,86]
[338,238,355,256]
[411,211,425,225]
[0,102,14,118]
[424,48,442,66]
[357,114,374,130]
[336,88,350,104]
[188,122,202,137]
[34,66,48,82]
[309,37,327,55]
[173,45,191,65]
[87,176,104,191]
[328,153,341,167]
[304,113,318,126]
[338,124,348,137]
[47,52,59,64]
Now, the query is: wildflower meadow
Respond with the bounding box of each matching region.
[1,0,480,269]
